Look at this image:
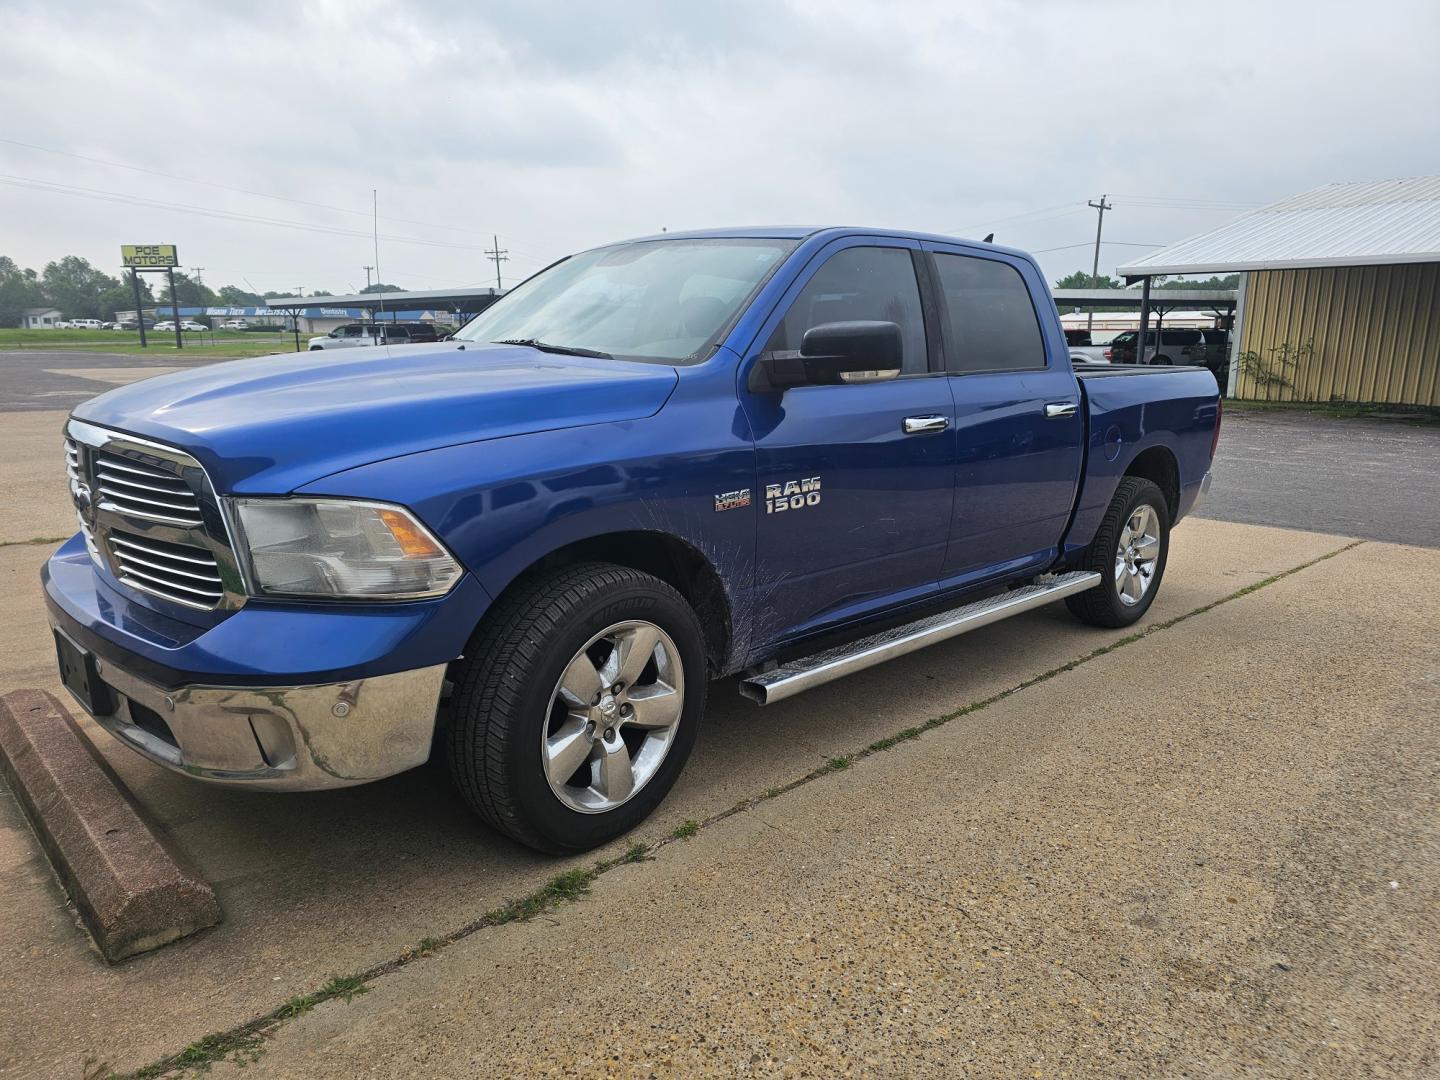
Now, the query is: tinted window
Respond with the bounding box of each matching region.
[933,254,1045,372]
[765,246,927,375]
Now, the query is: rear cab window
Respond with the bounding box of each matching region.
[932,253,1046,373]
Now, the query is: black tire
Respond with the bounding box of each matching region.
[1151,354,1171,366]
[1065,476,1170,628]
[445,562,707,853]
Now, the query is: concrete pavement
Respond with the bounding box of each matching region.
[213,538,1440,1079]
[0,520,1374,1078]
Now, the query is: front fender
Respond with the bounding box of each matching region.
[297,365,759,666]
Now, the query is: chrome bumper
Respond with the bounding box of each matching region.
[67,651,447,791]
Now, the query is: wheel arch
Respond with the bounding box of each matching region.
[483,530,733,675]
[1122,445,1180,522]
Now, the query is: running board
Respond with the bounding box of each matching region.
[738,571,1101,705]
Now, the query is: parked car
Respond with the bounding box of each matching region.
[153,321,177,332]
[1105,327,1209,366]
[180,321,210,332]
[220,319,251,331]
[68,318,105,330]
[307,322,441,350]
[116,317,157,330]
[1064,328,1111,365]
[45,227,1220,854]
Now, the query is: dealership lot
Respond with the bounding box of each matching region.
[1,365,1437,1077]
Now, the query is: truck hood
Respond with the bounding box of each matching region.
[72,342,679,493]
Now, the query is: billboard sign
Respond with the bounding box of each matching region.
[121,244,179,268]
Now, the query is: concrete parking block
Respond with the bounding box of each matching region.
[0,689,220,962]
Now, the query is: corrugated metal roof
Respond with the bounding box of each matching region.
[1118,175,1440,277]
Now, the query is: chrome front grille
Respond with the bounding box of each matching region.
[94,450,204,526]
[107,530,225,607]
[63,419,244,612]
[64,437,101,562]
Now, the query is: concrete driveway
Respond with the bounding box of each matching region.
[1,387,1437,1077]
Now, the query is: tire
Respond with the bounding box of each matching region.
[1065,476,1170,628]
[445,562,707,853]
[1151,354,1171,366]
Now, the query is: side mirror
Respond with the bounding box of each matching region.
[749,320,903,392]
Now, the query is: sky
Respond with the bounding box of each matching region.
[2,0,1438,295]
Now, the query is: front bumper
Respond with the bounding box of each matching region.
[43,531,483,789]
[58,643,447,790]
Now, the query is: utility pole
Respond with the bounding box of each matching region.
[1086,195,1112,332]
[485,235,509,290]
[362,265,373,289]
[190,266,205,288]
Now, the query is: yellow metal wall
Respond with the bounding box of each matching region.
[1236,263,1440,405]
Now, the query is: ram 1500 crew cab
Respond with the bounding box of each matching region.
[44,228,1220,852]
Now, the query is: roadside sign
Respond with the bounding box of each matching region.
[121,244,179,268]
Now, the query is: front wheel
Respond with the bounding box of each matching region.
[1065,476,1170,628]
[445,563,707,853]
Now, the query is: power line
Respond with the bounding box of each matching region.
[0,171,501,253]
[0,135,531,243]
[1030,240,1160,254]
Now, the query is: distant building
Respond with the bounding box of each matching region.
[22,307,64,329]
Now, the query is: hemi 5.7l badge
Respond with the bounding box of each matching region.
[765,476,821,513]
[714,488,751,512]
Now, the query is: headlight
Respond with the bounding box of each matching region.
[232,498,462,600]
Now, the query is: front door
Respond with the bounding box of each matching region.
[738,238,955,647]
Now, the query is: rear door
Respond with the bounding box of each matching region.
[921,243,1084,587]
[737,237,955,643]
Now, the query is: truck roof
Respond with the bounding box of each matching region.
[608,226,1034,263]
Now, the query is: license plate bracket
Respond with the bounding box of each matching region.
[53,629,115,717]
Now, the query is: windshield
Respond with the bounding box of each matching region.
[455,238,796,362]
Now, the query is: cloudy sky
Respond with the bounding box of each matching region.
[2,0,1437,295]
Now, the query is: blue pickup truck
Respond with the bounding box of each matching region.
[45,228,1219,852]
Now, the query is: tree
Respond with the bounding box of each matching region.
[1156,274,1240,291]
[96,271,154,322]
[1053,269,1123,291]
[306,288,335,299]
[216,285,263,306]
[158,270,216,308]
[0,257,45,327]
[360,282,404,294]
[1052,269,1127,314]
[41,255,120,321]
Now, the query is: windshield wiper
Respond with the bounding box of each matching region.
[494,338,613,360]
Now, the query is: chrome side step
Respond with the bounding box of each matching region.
[738,571,1101,705]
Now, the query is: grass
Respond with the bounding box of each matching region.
[1226,397,1440,426]
[0,327,304,361]
[108,537,1365,1079]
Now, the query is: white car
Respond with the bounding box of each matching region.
[220,319,251,330]
[153,321,177,332]
[68,318,105,330]
[180,321,209,332]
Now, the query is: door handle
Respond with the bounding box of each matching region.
[903,415,949,435]
[1044,402,1079,419]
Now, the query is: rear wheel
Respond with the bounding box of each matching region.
[445,562,707,853]
[1065,476,1169,628]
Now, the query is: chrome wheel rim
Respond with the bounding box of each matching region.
[542,620,685,814]
[1115,504,1161,606]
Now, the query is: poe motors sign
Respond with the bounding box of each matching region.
[121,244,179,269]
[120,244,183,346]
